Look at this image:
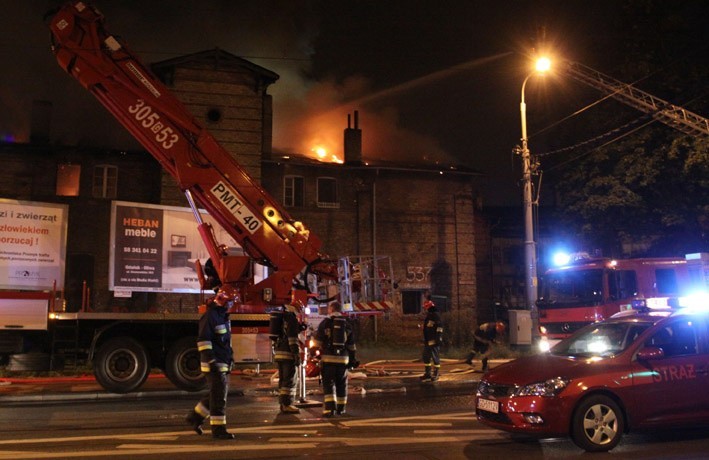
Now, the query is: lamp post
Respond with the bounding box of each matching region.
[519,57,550,342]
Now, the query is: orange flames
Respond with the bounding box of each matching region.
[312,146,343,163]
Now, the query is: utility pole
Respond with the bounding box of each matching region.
[519,81,538,340]
[517,57,550,342]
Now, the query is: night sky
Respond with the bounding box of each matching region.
[1,1,706,206]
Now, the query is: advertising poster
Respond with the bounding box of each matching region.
[110,201,239,294]
[0,199,68,290]
[113,203,164,290]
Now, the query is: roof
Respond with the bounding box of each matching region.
[264,152,482,177]
[151,48,279,85]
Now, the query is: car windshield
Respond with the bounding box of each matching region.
[538,269,604,307]
[551,322,653,358]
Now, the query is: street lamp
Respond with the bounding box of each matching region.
[519,57,550,341]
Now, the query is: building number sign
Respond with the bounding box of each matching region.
[406,266,432,283]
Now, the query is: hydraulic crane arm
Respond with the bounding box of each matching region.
[562,61,709,138]
[46,2,336,307]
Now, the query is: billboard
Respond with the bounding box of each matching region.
[110,201,239,294]
[0,199,68,290]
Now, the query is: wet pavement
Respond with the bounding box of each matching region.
[0,358,496,404]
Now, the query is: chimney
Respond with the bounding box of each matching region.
[30,100,52,144]
[344,110,362,165]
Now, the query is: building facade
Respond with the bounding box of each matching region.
[1,49,501,344]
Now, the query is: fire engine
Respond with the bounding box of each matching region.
[0,2,392,393]
[524,58,708,345]
[536,253,693,349]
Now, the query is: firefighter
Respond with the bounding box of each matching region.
[313,301,358,417]
[270,303,302,414]
[185,285,237,440]
[419,300,443,382]
[465,321,506,372]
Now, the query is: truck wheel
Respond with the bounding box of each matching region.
[571,394,624,452]
[165,336,206,392]
[93,337,150,394]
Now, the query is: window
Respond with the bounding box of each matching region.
[402,289,426,315]
[316,177,339,208]
[655,268,679,295]
[608,270,638,300]
[645,320,699,357]
[544,269,603,306]
[56,164,80,196]
[93,165,117,199]
[283,175,304,207]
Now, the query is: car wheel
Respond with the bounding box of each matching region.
[164,336,206,392]
[93,337,150,394]
[571,394,624,452]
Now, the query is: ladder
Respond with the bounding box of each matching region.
[563,61,709,138]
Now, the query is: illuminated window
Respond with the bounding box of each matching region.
[284,175,304,207]
[56,163,81,196]
[316,177,339,208]
[93,165,117,199]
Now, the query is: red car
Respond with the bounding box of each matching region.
[476,302,709,451]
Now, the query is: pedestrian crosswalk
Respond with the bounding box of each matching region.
[0,412,505,459]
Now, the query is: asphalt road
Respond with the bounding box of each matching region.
[2,369,709,459]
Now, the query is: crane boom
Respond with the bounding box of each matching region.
[46,2,336,310]
[563,61,709,138]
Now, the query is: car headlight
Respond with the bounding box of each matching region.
[513,377,570,397]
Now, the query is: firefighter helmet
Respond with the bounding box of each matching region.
[305,356,320,378]
[216,285,238,303]
[423,300,435,310]
[495,321,506,335]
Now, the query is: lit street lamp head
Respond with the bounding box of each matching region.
[535,56,551,73]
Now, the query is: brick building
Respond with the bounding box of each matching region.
[0,49,500,344]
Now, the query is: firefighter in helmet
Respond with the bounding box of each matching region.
[185,285,238,440]
[465,321,506,372]
[313,301,358,417]
[419,299,443,382]
[270,303,303,414]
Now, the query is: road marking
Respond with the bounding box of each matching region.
[414,429,503,435]
[274,435,484,446]
[0,443,319,459]
[0,427,321,445]
[0,411,502,458]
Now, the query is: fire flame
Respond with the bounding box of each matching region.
[311,145,343,164]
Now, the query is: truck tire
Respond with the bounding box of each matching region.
[165,336,206,392]
[93,337,150,394]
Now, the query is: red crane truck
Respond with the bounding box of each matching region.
[0,1,392,394]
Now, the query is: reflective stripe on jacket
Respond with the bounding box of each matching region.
[198,302,232,372]
[314,312,356,366]
[274,305,301,361]
[423,307,442,346]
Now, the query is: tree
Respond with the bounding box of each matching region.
[548,0,709,257]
